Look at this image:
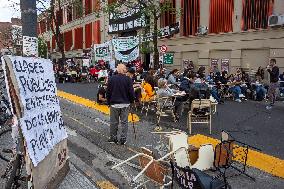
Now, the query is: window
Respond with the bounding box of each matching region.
[209,0,234,33]
[242,0,274,31]
[85,0,92,15]
[74,27,83,49]
[67,5,73,22]
[93,21,101,44]
[180,0,200,36]
[74,0,83,19]
[160,0,176,28]
[64,30,73,51]
[85,23,92,48]
[56,8,63,26]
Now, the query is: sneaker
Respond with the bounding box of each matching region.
[120,139,127,145]
[239,94,245,98]
[154,126,163,132]
[266,105,273,110]
[108,138,118,144]
[235,99,242,103]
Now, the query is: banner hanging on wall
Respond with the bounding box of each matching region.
[112,36,139,52]
[114,46,139,63]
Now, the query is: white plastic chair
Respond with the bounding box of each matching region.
[191,144,215,171]
[154,131,214,171]
[166,132,191,168]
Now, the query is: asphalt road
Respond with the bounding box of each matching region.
[60,96,284,188]
[57,82,284,160]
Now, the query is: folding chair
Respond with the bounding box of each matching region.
[141,93,157,117]
[111,147,172,189]
[215,130,258,181]
[156,96,177,127]
[188,99,212,134]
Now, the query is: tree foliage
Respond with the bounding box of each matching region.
[38,37,48,58]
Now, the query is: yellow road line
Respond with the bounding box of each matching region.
[189,134,284,178]
[58,90,140,122]
[96,180,118,189]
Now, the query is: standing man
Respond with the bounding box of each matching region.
[107,64,135,145]
[266,59,279,110]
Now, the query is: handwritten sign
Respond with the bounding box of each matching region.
[9,56,67,166]
[94,41,112,61]
[23,36,38,57]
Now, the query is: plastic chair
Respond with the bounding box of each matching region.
[156,96,177,126]
[188,99,212,134]
[191,144,215,171]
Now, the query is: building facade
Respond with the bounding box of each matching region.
[158,0,284,75]
[39,0,284,75]
[38,0,104,59]
[0,18,22,56]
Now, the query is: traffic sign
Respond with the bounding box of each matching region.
[160,45,168,53]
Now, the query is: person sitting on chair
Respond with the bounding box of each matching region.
[97,83,108,105]
[157,78,184,121]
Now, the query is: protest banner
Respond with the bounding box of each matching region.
[2,56,69,189]
[93,41,112,62]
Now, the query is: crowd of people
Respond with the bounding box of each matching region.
[94,59,283,144]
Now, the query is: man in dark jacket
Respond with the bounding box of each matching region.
[266,59,279,110]
[106,64,135,145]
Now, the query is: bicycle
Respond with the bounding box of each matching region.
[0,66,28,189]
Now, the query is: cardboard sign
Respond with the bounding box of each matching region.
[23,36,38,57]
[7,56,67,166]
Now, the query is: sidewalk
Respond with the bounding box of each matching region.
[59,163,98,189]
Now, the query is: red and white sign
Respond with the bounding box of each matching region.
[160,45,168,53]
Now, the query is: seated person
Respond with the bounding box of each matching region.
[167,69,180,86]
[156,78,184,121]
[279,72,284,82]
[254,75,267,101]
[228,75,243,102]
[97,84,107,105]
[179,73,199,104]
[127,68,142,102]
[141,76,155,102]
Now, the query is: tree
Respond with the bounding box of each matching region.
[0,24,22,55]
[38,37,48,58]
[97,0,178,69]
[45,0,83,68]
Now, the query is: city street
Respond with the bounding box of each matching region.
[56,82,284,189]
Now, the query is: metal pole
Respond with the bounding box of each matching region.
[20,0,37,38]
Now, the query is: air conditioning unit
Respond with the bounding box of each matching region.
[268,15,284,27]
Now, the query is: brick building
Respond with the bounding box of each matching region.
[0,18,22,55]
[38,0,102,60]
[158,0,284,76]
[40,0,284,76]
